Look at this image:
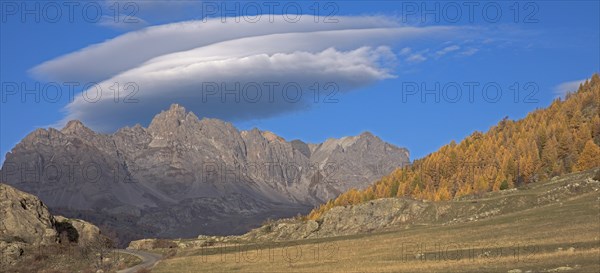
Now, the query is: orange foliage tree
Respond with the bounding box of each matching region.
[308,73,600,220]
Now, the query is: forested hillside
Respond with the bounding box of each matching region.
[309,74,600,220]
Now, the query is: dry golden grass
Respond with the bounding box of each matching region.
[152,177,600,273]
[2,244,142,273]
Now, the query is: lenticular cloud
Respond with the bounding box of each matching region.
[31,15,459,131]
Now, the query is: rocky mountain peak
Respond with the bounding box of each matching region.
[261,131,285,142]
[359,131,375,138]
[61,120,94,136]
[148,104,197,133]
[168,103,186,113]
[339,131,383,147]
[186,111,200,123]
[157,103,186,120]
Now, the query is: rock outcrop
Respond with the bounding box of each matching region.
[0,183,101,266]
[54,216,101,246]
[240,198,432,241]
[0,104,410,243]
[0,184,57,246]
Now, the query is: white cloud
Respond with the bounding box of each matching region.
[30,16,460,84]
[59,47,396,131]
[435,45,460,57]
[31,16,408,83]
[404,48,430,63]
[406,53,426,63]
[31,15,467,131]
[554,78,587,98]
[460,48,479,56]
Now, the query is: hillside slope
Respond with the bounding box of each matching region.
[138,168,600,273]
[309,73,600,219]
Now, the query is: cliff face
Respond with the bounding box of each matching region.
[0,104,409,243]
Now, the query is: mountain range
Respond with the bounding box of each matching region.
[0,104,409,244]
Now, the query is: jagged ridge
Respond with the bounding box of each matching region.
[0,104,409,244]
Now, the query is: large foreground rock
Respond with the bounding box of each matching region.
[0,183,102,266]
[0,184,57,246]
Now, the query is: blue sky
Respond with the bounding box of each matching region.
[1,1,599,164]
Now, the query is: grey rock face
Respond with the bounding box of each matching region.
[0,104,409,244]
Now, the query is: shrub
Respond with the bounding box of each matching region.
[593,169,600,182]
[262,224,273,233]
[55,221,79,244]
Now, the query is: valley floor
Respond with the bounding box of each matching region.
[150,171,600,273]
